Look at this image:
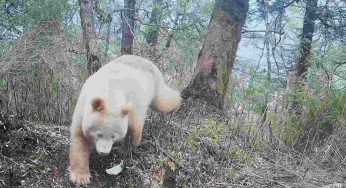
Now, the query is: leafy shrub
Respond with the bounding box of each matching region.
[269,88,345,147]
[228,147,253,166]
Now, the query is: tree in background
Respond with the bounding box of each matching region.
[79,0,94,76]
[290,0,318,112]
[104,0,113,57]
[182,0,249,108]
[0,0,69,38]
[145,0,164,46]
[1,1,346,186]
[295,0,318,82]
[121,0,136,55]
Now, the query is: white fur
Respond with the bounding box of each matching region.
[71,55,180,154]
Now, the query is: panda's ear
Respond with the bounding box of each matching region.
[121,103,132,116]
[91,98,105,111]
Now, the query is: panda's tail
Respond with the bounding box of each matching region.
[151,66,181,114]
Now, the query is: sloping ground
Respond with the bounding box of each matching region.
[0,100,345,188]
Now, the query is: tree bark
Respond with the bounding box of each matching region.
[90,0,99,37]
[104,0,113,57]
[145,0,163,46]
[121,0,136,55]
[295,0,318,81]
[79,0,94,77]
[182,0,249,108]
[290,0,318,113]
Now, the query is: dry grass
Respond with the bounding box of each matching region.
[0,21,82,124]
[0,25,345,188]
[1,98,345,187]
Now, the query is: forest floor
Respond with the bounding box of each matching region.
[0,99,345,188]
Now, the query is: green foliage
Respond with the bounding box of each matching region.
[177,0,192,14]
[270,88,345,145]
[286,7,303,28]
[217,68,229,95]
[70,56,86,70]
[250,135,260,151]
[33,66,44,77]
[227,60,286,116]
[243,123,261,151]
[309,44,346,91]
[244,122,256,133]
[162,1,211,66]
[284,90,306,107]
[228,147,252,166]
[65,27,83,43]
[263,138,270,149]
[29,153,50,172]
[327,93,345,121]
[0,79,7,90]
[246,1,262,22]
[187,136,201,149]
[172,27,205,60]
[69,56,89,80]
[144,2,164,42]
[289,5,299,14]
[50,75,58,95]
[168,151,184,164]
[177,179,190,188]
[0,40,14,58]
[101,37,121,58]
[306,91,345,133]
[69,96,78,111]
[0,0,72,32]
[268,114,302,145]
[199,0,214,16]
[227,169,239,183]
[188,119,228,148]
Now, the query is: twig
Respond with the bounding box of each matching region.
[0,154,20,166]
[320,183,346,188]
[243,30,284,35]
[146,140,183,170]
[245,172,292,188]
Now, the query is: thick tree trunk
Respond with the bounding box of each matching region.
[182,0,249,108]
[90,0,99,37]
[121,0,136,55]
[79,0,94,76]
[296,0,318,81]
[104,0,113,57]
[145,0,163,46]
[290,0,318,112]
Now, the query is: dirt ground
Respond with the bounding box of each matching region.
[1,99,345,188]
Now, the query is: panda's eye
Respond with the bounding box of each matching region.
[97,133,103,138]
[111,135,116,139]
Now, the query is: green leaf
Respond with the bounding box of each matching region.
[0,80,7,90]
